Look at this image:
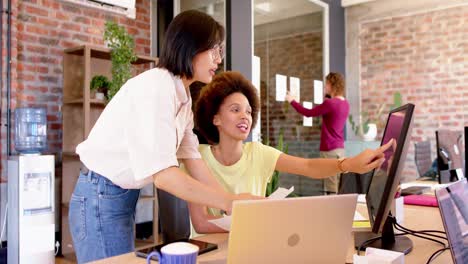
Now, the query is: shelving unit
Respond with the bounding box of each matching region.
[61,45,159,254]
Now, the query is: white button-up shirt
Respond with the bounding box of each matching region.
[76,68,201,189]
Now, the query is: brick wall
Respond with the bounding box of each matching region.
[255,31,325,195]
[1,0,152,178]
[359,5,468,180]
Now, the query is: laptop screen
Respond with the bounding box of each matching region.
[435,179,468,264]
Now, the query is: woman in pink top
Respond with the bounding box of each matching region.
[286,72,350,194]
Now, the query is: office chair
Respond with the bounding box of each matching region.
[338,171,373,194]
[157,189,191,243]
[414,141,433,177]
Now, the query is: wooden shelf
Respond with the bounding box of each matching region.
[64,45,158,65]
[63,98,107,107]
[62,45,159,255]
[62,151,79,157]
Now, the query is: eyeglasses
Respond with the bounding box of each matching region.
[209,44,225,61]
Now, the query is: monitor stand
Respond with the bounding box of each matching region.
[354,216,413,254]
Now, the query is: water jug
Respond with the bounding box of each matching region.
[15,107,47,154]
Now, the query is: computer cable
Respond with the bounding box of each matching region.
[393,224,447,246]
[392,220,451,264]
[356,235,382,255]
[356,232,408,255]
[425,246,449,264]
[393,221,448,242]
[356,216,448,255]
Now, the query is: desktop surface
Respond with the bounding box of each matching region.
[92,203,452,264]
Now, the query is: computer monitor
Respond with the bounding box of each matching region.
[436,130,464,183]
[355,103,415,254]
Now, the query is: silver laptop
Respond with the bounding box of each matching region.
[435,179,468,264]
[227,194,358,264]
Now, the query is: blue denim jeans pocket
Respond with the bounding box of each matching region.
[69,194,86,242]
[69,171,140,263]
[98,178,139,252]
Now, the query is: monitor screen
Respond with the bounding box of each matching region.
[366,104,414,233]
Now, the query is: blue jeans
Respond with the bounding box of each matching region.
[69,171,140,263]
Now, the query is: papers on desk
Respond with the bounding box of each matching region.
[357,194,366,204]
[209,215,232,231]
[267,186,294,200]
[354,211,367,221]
[208,187,295,231]
[353,247,404,264]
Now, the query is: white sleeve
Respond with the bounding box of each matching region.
[176,108,201,160]
[126,75,179,182]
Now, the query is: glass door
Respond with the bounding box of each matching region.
[254,0,328,196]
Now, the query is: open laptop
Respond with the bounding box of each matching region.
[435,179,468,264]
[226,194,358,264]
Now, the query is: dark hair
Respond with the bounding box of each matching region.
[195,71,260,144]
[326,72,345,96]
[157,10,224,79]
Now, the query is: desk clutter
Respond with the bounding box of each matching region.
[353,247,404,264]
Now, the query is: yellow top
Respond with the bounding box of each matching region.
[188,142,281,237]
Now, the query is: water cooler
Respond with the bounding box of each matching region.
[7,108,55,264]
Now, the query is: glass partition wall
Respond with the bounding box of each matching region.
[254,0,329,196]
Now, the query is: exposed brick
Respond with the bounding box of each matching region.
[25,5,49,17]
[37,17,60,28]
[359,5,468,180]
[62,3,82,15]
[2,0,152,179]
[74,16,91,25]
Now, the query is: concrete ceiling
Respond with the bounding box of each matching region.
[254,0,323,25]
[179,0,323,26]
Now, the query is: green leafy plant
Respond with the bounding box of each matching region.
[349,92,402,136]
[103,21,137,100]
[265,128,289,197]
[90,75,110,95]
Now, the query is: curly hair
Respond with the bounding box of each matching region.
[326,72,345,96]
[194,71,260,144]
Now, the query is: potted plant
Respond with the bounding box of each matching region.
[90,75,110,101]
[349,92,402,140]
[265,128,290,197]
[348,104,385,141]
[103,21,137,100]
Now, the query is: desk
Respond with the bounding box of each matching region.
[93,205,452,264]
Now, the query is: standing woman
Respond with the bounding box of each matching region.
[286,72,349,194]
[69,10,257,263]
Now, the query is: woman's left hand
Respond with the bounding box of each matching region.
[343,139,395,174]
[285,91,295,103]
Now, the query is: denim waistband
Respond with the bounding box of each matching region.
[80,169,115,187]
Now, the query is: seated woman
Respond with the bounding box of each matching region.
[189,71,393,234]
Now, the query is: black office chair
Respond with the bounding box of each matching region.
[338,171,373,194]
[157,189,191,243]
[414,141,433,178]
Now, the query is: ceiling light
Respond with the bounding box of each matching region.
[255,2,271,13]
